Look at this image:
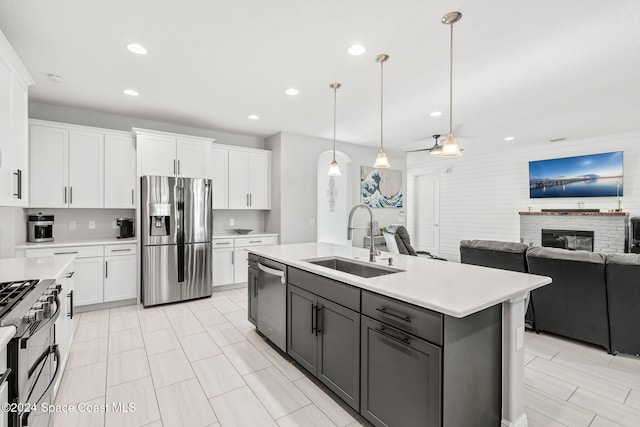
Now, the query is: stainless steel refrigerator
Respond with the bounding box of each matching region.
[141,175,212,307]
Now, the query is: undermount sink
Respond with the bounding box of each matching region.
[304,256,404,278]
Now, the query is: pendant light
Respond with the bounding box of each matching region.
[328,82,342,176]
[440,12,463,157]
[373,54,391,168]
[429,134,443,155]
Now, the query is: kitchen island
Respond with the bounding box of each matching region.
[248,242,551,427]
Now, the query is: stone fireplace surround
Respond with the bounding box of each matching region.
[519,211,629,254]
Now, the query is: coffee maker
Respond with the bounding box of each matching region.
[116,218,135,239]
[28,213,54,243]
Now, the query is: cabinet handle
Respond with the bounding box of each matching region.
[67,290,74,319]
[66,271,75,278]
[70,187,73,204]
[105,261,108,278]
[215,242,231,245]
[376,306,412,323]
[174,159,177,175]
[246,194,249,207]
[375,326,410,344]
[64,187,67,204]
[311,304,316,334]
[232,251,235,265]
[13,169,22,199]
[178,160,181,175]
[315,306,322,336]
[131,189,134,206]
[249,194,252,206]
[111,248,132,252]
[54,251,78,255]
[253,276,258,297]
[249,240,261,244]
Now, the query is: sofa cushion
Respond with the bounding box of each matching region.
[460,240,528,254]
[526,246,605,264]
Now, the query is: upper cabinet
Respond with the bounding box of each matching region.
[210,146,229,209]
[29,120,135,209]
[0,30,34,207]
[228,148,271,209]
[134,128,212,179]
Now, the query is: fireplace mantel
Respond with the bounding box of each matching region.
[519,211,629,217]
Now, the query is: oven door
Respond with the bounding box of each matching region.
[20,344,59,427]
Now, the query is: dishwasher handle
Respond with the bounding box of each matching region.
[258,263,286,285]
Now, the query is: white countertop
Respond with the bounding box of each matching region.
[0,326,16,348]
[15,237,138,250]
[0,255,75,282]
[248,242,551,318]
[213,232,279,239]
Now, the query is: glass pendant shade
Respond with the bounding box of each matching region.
[328,159,341,176]
[439,133,462,157]
[373,149,390,168]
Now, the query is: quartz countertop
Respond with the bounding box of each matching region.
[15,237,138,250]
[212,232,279,239]
[248,242,551,318]
[0,255,75,282]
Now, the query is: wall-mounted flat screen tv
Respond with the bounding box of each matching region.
[529,151,623,198]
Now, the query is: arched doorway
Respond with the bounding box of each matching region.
[317,150,352,245]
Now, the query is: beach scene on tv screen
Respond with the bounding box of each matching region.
[529,151,623,198]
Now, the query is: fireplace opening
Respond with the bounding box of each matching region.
[542,229,594,252]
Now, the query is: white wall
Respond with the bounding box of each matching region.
[213,210,265,234]
[29,102,265,149]
[407,130,640,261]
[27,208,135,240]
[0,207,26,258]
[317,151,352,245]
[268,132,406,246]
[265,133,282,236]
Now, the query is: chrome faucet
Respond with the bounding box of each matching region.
[347,204,380,262]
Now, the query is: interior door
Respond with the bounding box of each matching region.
[415,174,440,255]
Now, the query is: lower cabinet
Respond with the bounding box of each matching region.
[73,256,103,306]
[104,254,136,301]
[360,316,441,427]
[54,261,75,398]
[288,284,360,410]
[212,235,278,287]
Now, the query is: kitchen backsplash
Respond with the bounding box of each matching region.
[27,208,136,241]
[213,210,265,234]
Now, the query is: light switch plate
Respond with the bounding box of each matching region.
[308,218,315,226]
[229,219,235,226]
[89,221,96,229]
[69,221,76,230]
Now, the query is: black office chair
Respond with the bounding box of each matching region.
[383,225,447,261]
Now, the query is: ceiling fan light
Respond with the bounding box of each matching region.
[439,134,462,157]
[328,160,341,176]
[429,145,443,155]
[373,149,390,168]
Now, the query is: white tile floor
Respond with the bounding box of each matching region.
[54,287,640,427]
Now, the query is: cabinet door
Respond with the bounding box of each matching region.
[104,255,137,302]
[29,125,68,208]
[0,78,29,207]
[177,139,207,178]
[212,247,234,286]
[105,134,136,208]
[317,297,360,411]
[234,248,248,283]
[138,134,176,176]
[73,257,104,306]
[210,147,228,209]
[247,151,270,209]
[68,130,104,208]
[360,316,441,427]
[248,267,258,325]
[0,57,11,206]
[287,284,318,374]
[228,150,248,209]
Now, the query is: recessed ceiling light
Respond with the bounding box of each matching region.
[127,43,148,55]
[504,136,515,141]
[248,114,259,120]
[285,88,299,96]
[47,73,63,83]
[123,89,139,96]
[430,111,443,117]
[348,44,366,56]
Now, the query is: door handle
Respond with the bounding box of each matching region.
[257,263,285,284]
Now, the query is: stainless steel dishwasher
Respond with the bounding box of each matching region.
[257,258,287,351]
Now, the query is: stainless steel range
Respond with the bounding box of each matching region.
[0,278,64,427]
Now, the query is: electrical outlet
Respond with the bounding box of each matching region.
[308,218,315,226]
[69,221,76,230]
[89,221,96,229]
[229,219,235,226]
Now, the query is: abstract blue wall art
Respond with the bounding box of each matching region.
[361,166,403,208]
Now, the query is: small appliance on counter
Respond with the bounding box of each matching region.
[28,212,54,243]
[116,218,135,239]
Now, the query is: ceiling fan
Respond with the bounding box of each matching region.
[407,134,463,155]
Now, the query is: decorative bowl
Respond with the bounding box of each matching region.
[232,229,253,235]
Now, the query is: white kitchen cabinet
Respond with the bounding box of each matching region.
[29,125,68,208]
[233,247,249,284]
[104,254,137,301]
[104,133,136,208]
[72,257,104,306]
[134,128,213,179]
[30,122,106,208]
[54,261,75,397]
[228,149,271,209]
[210,146,228,209]
[0,31,33,208]
[68,129,104,208]
[212,240,235,286]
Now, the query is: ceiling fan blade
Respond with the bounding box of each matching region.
[406,148,431,153]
